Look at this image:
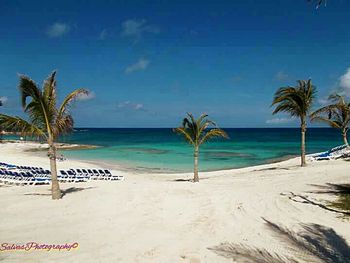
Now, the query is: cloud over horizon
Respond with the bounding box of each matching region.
[125,58,150,74]
[266,117,294,124]
[46,22,70,38]
[117,101,144,111]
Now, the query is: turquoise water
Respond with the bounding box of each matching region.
[57,128,343,173]
[4,128,344,172]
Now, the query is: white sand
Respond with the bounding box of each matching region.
[0,142,349,262]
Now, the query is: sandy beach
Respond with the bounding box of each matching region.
[0,142,349,262]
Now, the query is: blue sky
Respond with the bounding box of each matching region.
[1,0,350,127]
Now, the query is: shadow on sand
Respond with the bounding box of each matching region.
[280,191,350,216]
[61,187,95,197]
[24,187,95,198]
[308,183,350,195]
[308,183,350,216]
[208,219,350,263]
[253,167,291,172]
[172,177,211,182]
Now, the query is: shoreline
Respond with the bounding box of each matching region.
[1,139,100,151]
[1,140,349,262]
[0,139,306,174]
[0,140,300,175]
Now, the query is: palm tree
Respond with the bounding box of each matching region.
[0,71,88,199]
[310,94,350,146]
[271,79,317,167]
[174,113,228,182]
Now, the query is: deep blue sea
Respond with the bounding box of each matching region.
[47,128,344,173]
[5,128,343,172]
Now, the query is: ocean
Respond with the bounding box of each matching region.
[41,128,344,173]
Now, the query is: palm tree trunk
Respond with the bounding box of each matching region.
[193,146,199,182]
[343,129,349,146]
[48,139,61,199]
[301,118,307,167]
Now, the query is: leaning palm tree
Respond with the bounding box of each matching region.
[271,79,317,167]
[310,94,350,146]
[174,113,228,182]
[0,71,88,199]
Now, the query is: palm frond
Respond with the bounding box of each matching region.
[311,94,350,131]
[18,74,41,109]
[199,128,229,145]
[42,71,57,100]
[173,127,194,145]
[307,0,327,9]
[18,74,55,133]
[58,88,88,118]
[310,105,336,118]
[53,115,74,139]
[196,113,209,127]
[199,119,217,134]
[42,71,58,123]
[174,113,228,147]
[272,79,316,119]
[0,114,46,139]
[311,116,341,129]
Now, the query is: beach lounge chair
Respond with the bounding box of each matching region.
[310,144,350,161]
[92,169,100,180]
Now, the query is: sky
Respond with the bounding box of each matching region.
[0,0,350,128]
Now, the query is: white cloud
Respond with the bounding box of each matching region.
[99,29,108,40]
[76,91,95,101]
[125,58,150,74]
[134,103,143,110]
[318,97,330,106]
[274,71,289,81]
[266,117,294,124]
[117,101,144,111]
[339,68,350,96]
[0,96,8,105]
[121,19,159,41]
[46,22,70,38]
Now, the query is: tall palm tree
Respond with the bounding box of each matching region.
[174,113,228,182]
[271,79,317,167]
[310,94,350,146]
[0,71,88,199]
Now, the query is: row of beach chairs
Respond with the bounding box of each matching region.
[309,144,350,161]
[59,168,124,182]
[0,162,123,186]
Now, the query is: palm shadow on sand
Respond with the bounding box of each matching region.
[308,183,350,195]
[253,167,291,172]
[208,219,350,263]
[24,186,95,198]
[61,187,95,197]
[172,177,211,182]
